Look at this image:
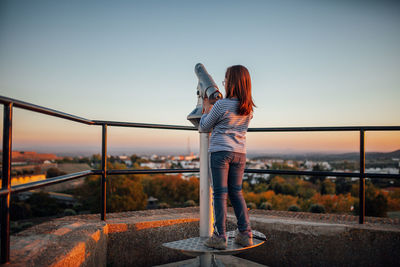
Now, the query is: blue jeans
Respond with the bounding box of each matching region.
[210,151,251,239]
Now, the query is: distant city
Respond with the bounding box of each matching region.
[2,149,399,184]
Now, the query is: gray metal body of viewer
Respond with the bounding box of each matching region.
[187,63,223,128]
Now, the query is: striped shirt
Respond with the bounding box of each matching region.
[199,98,252,153]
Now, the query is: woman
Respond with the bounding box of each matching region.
[199,65,255,249]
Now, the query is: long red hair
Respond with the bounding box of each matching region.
[225,65,255,115]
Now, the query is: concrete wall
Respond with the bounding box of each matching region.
[234,216,400,267]
[107,222,199,266]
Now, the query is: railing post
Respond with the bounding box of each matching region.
[101,124,107,221]
[359,129,365,224]
[1,103,13,264]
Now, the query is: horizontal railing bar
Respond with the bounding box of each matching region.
[244,169,400,179]
[0,95,94,125]
[245,169,359,177]
[360,173,400,179]
[106,169,355,177]
[102,168,399,179]
[0,170,93,197]
[93,122,400,131]
[248,126,400,132]
[93,120,197,130]
[104,168,200,175]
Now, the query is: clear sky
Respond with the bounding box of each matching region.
[0,0,399,155]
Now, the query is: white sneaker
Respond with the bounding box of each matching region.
[234,230,253,247]
[204,234,227,250]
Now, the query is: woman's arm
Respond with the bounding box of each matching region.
[202,97,212,114]
[199,100,223,132]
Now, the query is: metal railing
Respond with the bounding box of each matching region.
[1,95,400,263]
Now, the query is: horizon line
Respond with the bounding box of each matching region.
[6,147,400,157]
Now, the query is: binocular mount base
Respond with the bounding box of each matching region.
[162,230,266,266]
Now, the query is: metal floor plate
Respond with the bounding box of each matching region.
[162,230,266,256]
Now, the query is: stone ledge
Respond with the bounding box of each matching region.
[247,209,400,227]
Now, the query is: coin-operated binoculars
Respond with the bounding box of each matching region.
[187,63,223,128]
[187,63,223,238]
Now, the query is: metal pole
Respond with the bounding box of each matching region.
[199,132,214,267]
[1,103,12,264]
[199,132,213,237]
[359,130,365,224]
[101,124,107,221]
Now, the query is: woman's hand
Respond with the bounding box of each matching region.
[202,97,212,114]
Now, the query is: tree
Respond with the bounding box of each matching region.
[46,167,67,178]
[254,183,268,193]
[352,182,389,217]
[33,165,42,174]
[309,164,326,184]
[269,176,296,196]
[91,154,102,166]
[26,192,66,217]
[170,162,183,169]
[310,193,355,213]
[76,174,147,213]
[142,174,199,206]
[296,179,318,199]
[107,176,147,212]
[271,194,298,210]
[309,204,325,213]
[76,162,147,213]
[242,181,250,192]
[130,154,148,164]
[10,196,32,220]
[335,177,352,194]
[321,180,336,195]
